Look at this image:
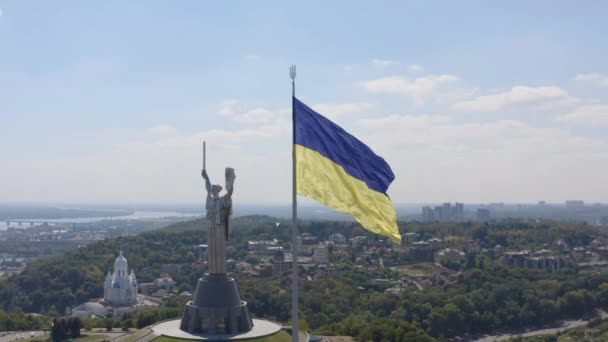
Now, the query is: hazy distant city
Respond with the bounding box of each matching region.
[2,200,607,273]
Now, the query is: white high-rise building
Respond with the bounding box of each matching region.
[103,251,138,306]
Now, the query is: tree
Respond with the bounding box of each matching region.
[51,318,68,342]
[69,317,81,338]
[427,303,465,337]
[596,283,608,306]
[104,317,114,331]
[559,289,596,317]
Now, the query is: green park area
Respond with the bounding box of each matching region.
[21,334,110,342]
[394,262,445,277]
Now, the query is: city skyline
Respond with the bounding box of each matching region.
[1,2,607,204]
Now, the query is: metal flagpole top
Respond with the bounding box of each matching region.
[290,65,296,80]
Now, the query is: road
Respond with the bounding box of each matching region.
[473,320,587,342]
[472,310,608,342]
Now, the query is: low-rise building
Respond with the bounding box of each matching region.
[502,251,530,268]
[428,238,442,249]
[572,247,587,261]
[434,248,465,265]
[273,260,291,276]
[351,236,368,249]
[502,250,562,271]
[403,232,420,245]
[328,233,346,245]
[591,238,607,249]
[552,239,570,252]
[255,264,273,277]
[248,240,279,254]
[406,241,435,262]
[313,245,329,264]
[154,277,175,291]
[300,233,319,246]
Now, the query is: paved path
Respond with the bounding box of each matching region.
[0,331,46,342]
[472,310,608,342]
[115,329,153,342]
[473,320,586,342]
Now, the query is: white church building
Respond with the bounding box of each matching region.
[71,250,160,318]
[103,250,138,305]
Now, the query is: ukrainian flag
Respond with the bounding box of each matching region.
[294,97,401,244]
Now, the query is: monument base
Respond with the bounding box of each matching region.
[180,274,253,335]
[152,318,283,341]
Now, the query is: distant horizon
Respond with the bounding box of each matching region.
[1,200,606,208]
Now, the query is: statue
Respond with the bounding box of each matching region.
[202,167,235,275]
[180,146,253,335]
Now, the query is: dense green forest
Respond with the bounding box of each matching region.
[1,216,608,341]
[0,216,365,314]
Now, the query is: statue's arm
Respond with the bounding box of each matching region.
[226,184,234,198]
[202,169,212,194]
[225,168,235,199]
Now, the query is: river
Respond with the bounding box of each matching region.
[0,211,199,230]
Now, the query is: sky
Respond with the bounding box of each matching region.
[0,1,607,205]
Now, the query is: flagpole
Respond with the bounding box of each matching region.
[289,64,299,342]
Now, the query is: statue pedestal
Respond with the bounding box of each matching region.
[180,274,253,334]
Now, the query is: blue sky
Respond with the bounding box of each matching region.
[1,1,607,204]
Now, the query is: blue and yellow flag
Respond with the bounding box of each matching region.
[294,97,401,244]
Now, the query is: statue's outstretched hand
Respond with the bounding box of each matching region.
[225,168,236,182]
[202,169,209,180]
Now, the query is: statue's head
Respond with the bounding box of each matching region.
[211,184,223,196]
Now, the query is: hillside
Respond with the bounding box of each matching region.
[0,215,362,314]
[5,217,608,340]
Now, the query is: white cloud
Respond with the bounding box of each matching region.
[574,73,608,86]
[312,102,375,120]
[372,59,400,67]
[361,74,459,106]
[557,105,608,125]
[451,86,579,112]
[148,124,177,135]
[105,119,290,203]
[217,99,239,117]
[0,8,3,17]
[408,64,423,72]
[234,108,275,124]
[355,114,608,202]
[358,114,448,129]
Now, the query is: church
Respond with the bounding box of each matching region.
[103,250,138,306]
[70,250,160,318]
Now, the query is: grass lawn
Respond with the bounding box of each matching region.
[318,336,354,342]
[395,262,446,277]
[121,329,152,342]
[152,330,291,342]
[75,334,112,342]
[21,334,111,342]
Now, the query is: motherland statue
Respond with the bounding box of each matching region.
[180,160,254,335]
[203,167,235,275]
